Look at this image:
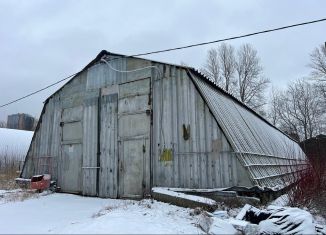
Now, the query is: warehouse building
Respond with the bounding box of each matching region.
[21,51,307,198]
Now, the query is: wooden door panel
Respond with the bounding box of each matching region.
[118,78,151,198]
[99,93,118,198]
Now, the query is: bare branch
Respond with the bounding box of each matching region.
[201,48,220,84]
[309,44,326,80]
[202,43,269,114]
[236,44,269,111]
[269,79,325,141]
[218,43,237,93]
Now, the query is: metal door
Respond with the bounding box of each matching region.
[60,121,83,193]
[118,78,151,198]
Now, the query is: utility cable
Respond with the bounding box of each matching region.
[101,58,166,147]
[130,17,326,57]
[0,73,77,108]
[1,17,326,108]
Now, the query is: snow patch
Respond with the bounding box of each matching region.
[235,204,251,220]
[209,217,237,234]
[258,206,316,234]
[0,193,202,234]
[0,128,33,156]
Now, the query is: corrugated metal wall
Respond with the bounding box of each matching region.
[21,95,61,180]
[21,71,88,187]
[151,63,251,189]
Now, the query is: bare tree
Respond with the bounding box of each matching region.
[202,43,237,93]
[270,89,301,139]
[268,44,326,140]
[309,43,326,104]
[270,79,325,141]
[309,43,326,80]
[236,44,270,110]
[201,48,220,83]
[268,87,281,126]
[202,43,269,113]
[315,82,326,103]
[218,43,237,92]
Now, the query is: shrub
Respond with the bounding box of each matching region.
[0,148,25,190]
[287,164,326,215]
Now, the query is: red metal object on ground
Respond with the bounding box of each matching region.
[31,174,51,191]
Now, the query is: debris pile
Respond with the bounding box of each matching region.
[198,204,326,234]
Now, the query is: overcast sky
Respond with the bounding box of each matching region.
[0,0,325,121]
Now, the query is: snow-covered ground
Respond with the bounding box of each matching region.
[0,191,203,234]
[0,190,325,234]
[0,128,33,156]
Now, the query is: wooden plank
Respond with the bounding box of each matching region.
[189,78,198,188]
[82,97,98,196]
[171,66,179,187]
[162,67,173,187]
[99,93,118,198]
[196,90,208,188]
[152,67,161,187]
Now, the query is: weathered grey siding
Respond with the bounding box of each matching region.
[99,93,118,198]
[21,71,88,188]
[21,53,253,198]
[21,95,61,181]
[151,64,251,188]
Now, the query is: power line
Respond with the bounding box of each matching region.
[0,73,77,108]
[1,17,326,108]
[131,17,326,57]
